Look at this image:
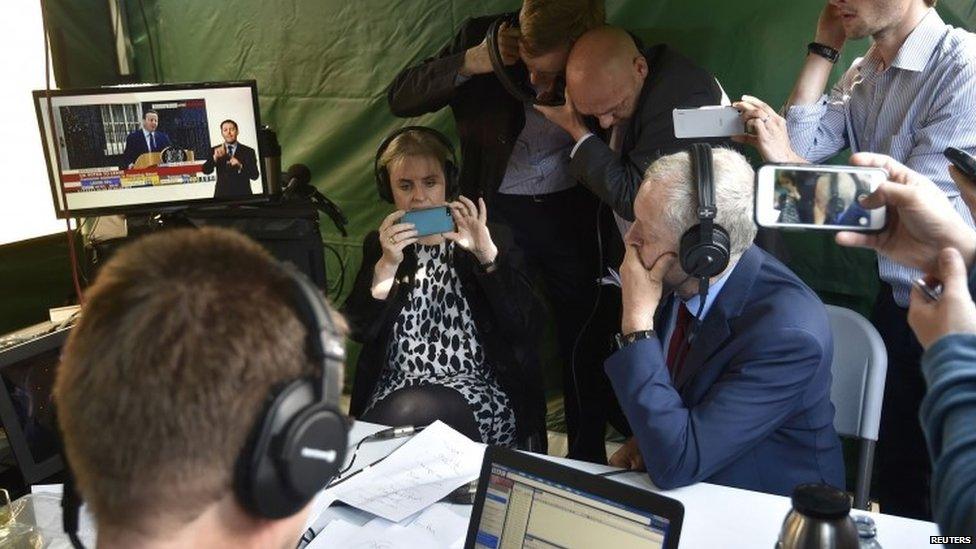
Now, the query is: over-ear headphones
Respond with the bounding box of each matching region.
[234,262,349,519]
[679,143,731,283]
[374,126,460,203]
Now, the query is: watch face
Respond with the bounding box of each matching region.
[161,147,187,164]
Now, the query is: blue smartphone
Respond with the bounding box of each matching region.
[401,206,455,237]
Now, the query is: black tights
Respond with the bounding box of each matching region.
[360,384,483,442]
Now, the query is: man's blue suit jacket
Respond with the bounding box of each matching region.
[606,245,845,496]
[121,129,171,169]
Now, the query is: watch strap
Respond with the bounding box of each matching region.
[614,329,656,350]
[807,42,840,64]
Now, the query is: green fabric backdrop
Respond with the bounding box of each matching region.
[13,0,972,347]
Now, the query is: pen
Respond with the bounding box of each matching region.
[595,468,638,477]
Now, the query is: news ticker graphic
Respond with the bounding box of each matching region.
[60,162,216,193]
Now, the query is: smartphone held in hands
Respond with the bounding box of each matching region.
[754,164,887,232]
[401,206,455,237]
[673,106,745,138]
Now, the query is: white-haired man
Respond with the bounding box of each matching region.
[607,147,844,496]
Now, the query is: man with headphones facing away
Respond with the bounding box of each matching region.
[606,144,844,497]
[55,227,348,548]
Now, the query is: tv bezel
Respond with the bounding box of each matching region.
[33,80,269,219]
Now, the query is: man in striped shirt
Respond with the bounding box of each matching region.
[733,0,976,521]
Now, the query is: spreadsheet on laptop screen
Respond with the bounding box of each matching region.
[473,463,670,549]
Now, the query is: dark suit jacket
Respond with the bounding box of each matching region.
[121,129,171,169]
[341,225,546,444]
[202,142,259,198]
[388,12,529,202]
[571,45,726,221]
[606,245,845,496]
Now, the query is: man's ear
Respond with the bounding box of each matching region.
[634,55,648,80]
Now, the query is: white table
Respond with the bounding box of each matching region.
[14,421,941,548]
[304,421,940,549]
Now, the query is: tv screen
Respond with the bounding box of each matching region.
[33,81,267,218]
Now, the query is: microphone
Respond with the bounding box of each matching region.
[282,163,348,236]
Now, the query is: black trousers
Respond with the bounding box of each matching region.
[489,186,624,463]
[873,284,931,520]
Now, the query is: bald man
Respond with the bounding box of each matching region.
[537,26,725,222]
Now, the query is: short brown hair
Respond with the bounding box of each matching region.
[519,0,606,56]
[55,227,343,534]
[377,128,451,180]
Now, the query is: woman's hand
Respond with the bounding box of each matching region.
[377,210,419,269]
[445,196,498,265]
[371,210,418,299]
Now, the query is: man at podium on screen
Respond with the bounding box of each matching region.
[203,119,259,198]
[121,109,171,169]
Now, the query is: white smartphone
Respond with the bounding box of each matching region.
[673,106,745,138]
[754,164,887,232]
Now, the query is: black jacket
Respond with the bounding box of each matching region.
[570,45,725,221]
[202,142,259,199]
[387,12,525,202]
[341,225,546,444]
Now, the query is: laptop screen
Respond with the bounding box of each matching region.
[473,462,672,549]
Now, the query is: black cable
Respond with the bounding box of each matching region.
[568,203,605,454]
[333,434,370,480]
[135,0,160,82]
[323,242,346,300]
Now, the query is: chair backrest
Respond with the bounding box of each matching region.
[825,305,887,441]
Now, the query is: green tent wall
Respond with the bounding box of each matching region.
[6,0,974,351]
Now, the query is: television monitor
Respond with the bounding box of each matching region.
[0,326,70,485]
[33,81,268,218]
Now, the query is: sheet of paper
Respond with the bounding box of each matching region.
[405,504,470,548]
[341,516,440,548]
[323,420,485,522]
[307,519,361,549]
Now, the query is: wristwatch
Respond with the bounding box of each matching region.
[614,329,656,350]
[807,42,840,64]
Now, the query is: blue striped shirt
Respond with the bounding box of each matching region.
[786,9,976,306]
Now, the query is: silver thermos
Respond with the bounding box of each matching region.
[776,484,860,549]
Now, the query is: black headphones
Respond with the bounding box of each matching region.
[63,263,348,547]
[374,126,460,204]
[233,262,348,519]
[679,143,731,288]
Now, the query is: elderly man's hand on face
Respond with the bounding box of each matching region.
[731,95,807,164]
[620,246,675,335]
[835,153,976,274]
[534,88,590,141]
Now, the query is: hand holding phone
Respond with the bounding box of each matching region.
[945,147,976,180]
[831,152,976,274]
[755,164,887,232]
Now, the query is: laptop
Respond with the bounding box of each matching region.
[464,446,684,549]
[0,326,70,485]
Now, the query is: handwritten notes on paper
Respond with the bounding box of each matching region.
[324,420,485,522]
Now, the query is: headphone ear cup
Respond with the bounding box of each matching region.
[235,380,324,520]
[679,224,731,279]
[376,168,394,203]
[277,404,348,502]
[678,225,701,275]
